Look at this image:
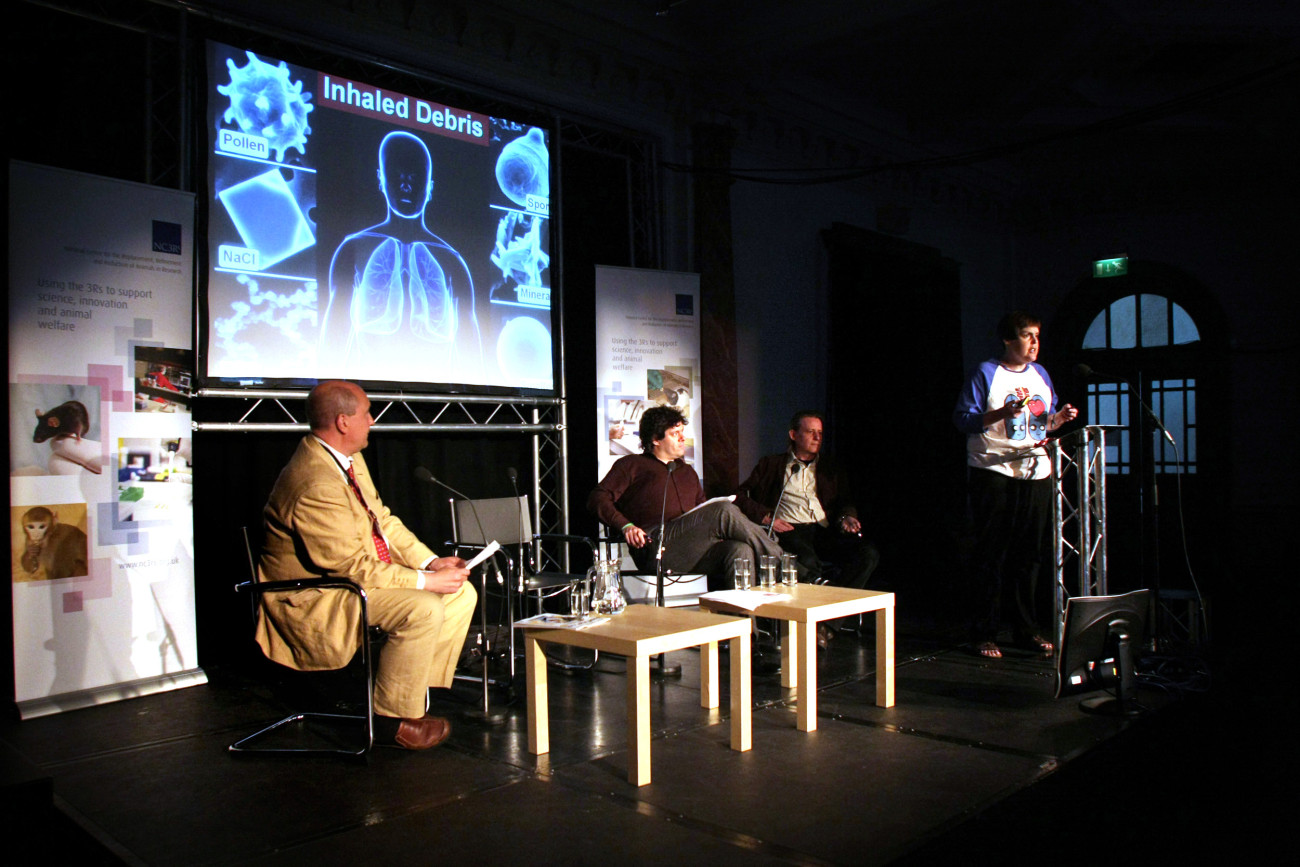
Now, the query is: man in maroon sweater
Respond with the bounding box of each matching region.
[588,406,785,591]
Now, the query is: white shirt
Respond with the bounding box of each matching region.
[774,454,828,527]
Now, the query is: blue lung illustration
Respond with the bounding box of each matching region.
[1003,394,1026,440]
[1026,395,1049,441]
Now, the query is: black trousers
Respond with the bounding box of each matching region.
[966,467,1054,644]
[776,522,880,590]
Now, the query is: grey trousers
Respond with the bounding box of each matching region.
[636,500,788,591]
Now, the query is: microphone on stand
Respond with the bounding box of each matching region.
[414,466,505,724]
[415,467,491,544]
[506,466,527,595]
[766,480,788,540]
[654,462,675,581]
[653,461,681,677]
[1073,364,1175,445]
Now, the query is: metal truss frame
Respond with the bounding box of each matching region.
[194,390,571,567]
[1050,425,1115,642]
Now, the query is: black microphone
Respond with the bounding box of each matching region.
[414,467,499,570]
[1071,365,1174,445]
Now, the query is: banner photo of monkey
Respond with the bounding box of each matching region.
[11,503,90,583]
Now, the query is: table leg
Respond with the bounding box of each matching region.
[730,632,752,751]
[781,620,797,690]
[701,640,719,709]
[628,653,652,786]
[797,619,818,732]
[876,603,895,708]
[525,634,548,755]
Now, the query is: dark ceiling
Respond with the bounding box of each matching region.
[576,0,1300,194]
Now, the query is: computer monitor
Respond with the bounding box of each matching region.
[1055,589,1151,717]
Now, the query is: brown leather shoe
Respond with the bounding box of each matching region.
[392,715,451,750]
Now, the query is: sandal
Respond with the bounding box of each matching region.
[1020,635,1054,655]
[976,641,1002,659]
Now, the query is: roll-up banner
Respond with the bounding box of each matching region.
[8,161,204,718]
[593,265,702,478]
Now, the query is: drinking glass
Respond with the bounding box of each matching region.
[569,577,590,617]
[733,557,752,591]
[759,555,777,588]
[780,552,799,585]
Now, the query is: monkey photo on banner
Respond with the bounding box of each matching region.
[11,503,89,582]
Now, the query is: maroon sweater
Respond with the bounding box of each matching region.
[587,453,705,530]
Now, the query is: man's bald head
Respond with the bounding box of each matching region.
[307,380,365,433]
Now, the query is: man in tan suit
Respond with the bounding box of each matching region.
[257,380,476,750]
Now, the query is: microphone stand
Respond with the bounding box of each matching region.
[414,468,507,725]
[506,467,524,679]
[766,476,789,539]
[1076,366,1175,652]
[1132,388,1175,655]
[653,462,681,677]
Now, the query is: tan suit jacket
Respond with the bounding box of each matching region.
[255,436,436,670]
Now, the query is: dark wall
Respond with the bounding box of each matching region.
[823,224,967,627]
[556,144,639,539]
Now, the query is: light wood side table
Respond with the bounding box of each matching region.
[699,583,895,732]
[518,604,752,786]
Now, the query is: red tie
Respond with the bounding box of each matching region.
[346,464,391,564]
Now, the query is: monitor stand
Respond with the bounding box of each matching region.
[1079,628,1146,717]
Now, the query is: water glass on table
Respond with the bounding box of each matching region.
[759,555,777,588]
[568,577,590,617]
[780,552,799,585]
[733,557,752,591]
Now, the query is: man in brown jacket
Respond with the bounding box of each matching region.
[257,380,475,749]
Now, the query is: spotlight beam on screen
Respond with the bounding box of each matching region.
[203,41,556,392]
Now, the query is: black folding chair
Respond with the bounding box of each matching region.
[229,527,378,757]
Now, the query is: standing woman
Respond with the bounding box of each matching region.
[953,312,1078,658]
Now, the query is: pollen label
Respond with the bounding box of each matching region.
[217,130,270,160]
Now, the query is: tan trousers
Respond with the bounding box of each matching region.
[366,581,477,719]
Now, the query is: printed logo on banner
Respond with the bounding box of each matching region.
[152,220,183,255]
[675,294,694,316]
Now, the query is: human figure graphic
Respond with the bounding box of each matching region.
[320,131,482,379]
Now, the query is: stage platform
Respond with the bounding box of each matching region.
[0,612,1278,866]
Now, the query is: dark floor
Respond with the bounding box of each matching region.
[0,610,1281,866]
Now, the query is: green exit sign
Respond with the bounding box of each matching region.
[1093,256,1129,278]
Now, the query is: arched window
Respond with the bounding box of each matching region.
[1082,293,1200,350]
[1054,262,1224,605]
[1080,293,1200,475]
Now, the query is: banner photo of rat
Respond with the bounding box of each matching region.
[8,161,204,718]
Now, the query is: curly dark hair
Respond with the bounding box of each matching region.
[638,405,686,452]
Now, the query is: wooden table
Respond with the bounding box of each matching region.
[518,604,751,786]
[698,583,894,732]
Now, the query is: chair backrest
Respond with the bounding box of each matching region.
[451,495,532,547]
